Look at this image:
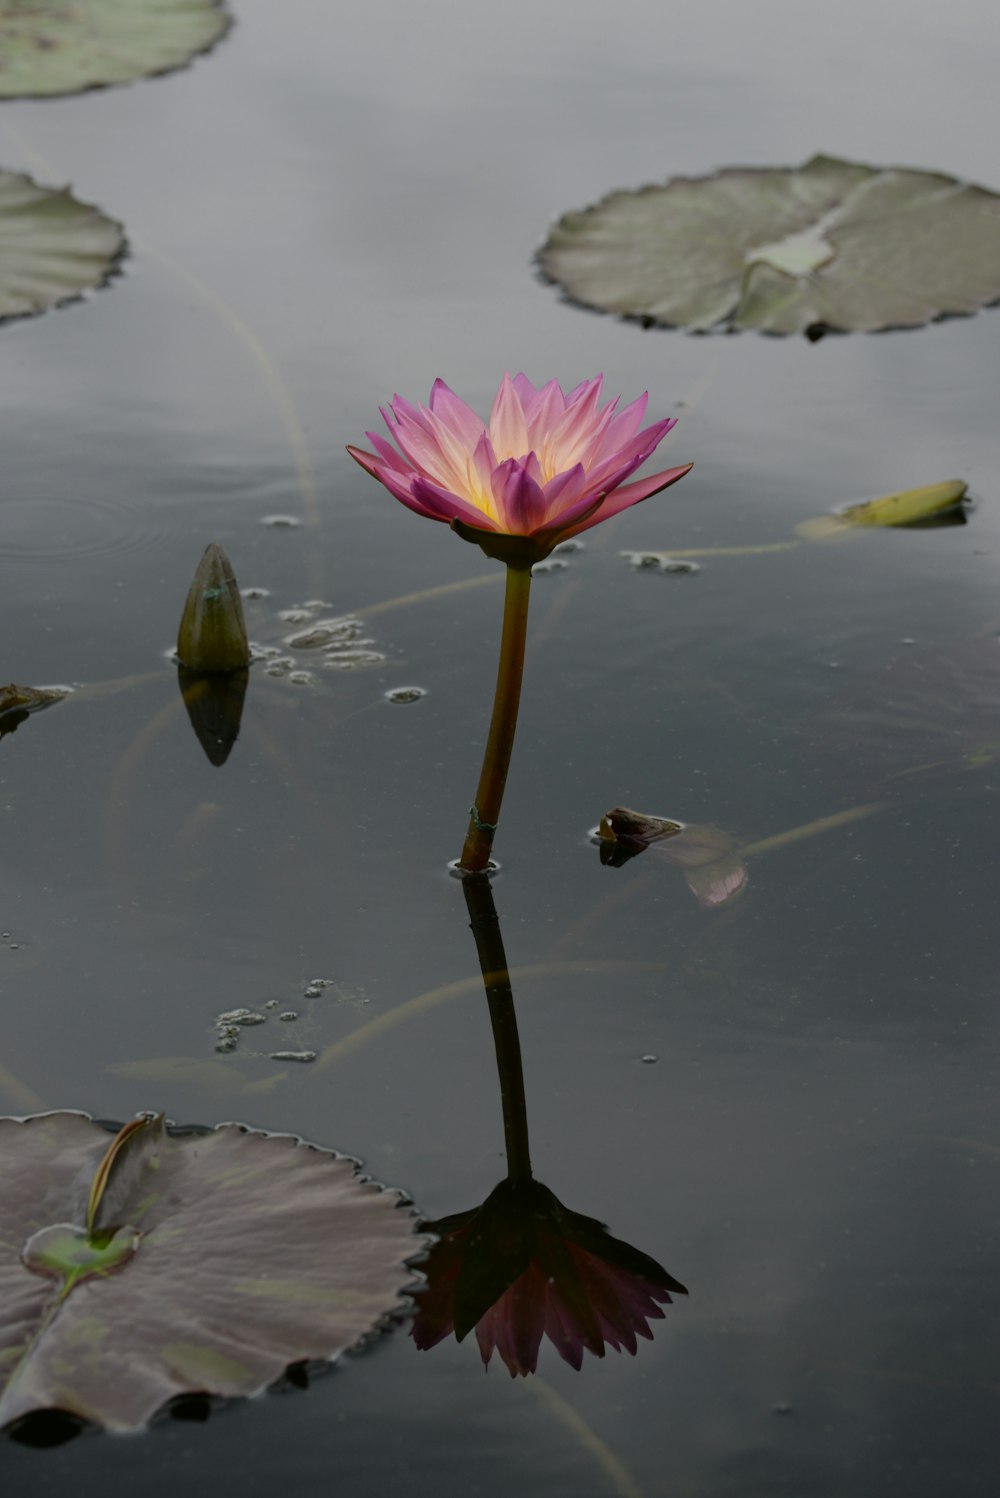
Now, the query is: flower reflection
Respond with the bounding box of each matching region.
[597,806,748,907]
[412,1177,687,1377]
[348,373,691,565]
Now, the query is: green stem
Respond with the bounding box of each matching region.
[458,563,533,872]
[462,874,533,1184]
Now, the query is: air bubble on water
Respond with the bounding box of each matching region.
[532,558,568,575]
[218,1008,267,1027]
[215,1037,238,1053]
[899,637,916,646]
[622,551,700,574]
[640,1054,659,1064]
[264,999,279,1009]
[9,943,19,951]
[241,587,270,600]
[279,1011,299,1021]
[303,985,322,998]
[553,539,585,554]
[278,608,314,625]
[286,618,363,650]
[303,600,333,610]
[288,671,313,686]
[260,515,301,528]
[270,1050,316,1063]
[1,932,9,940]
[323,649,385,670]
[385,686,426,704]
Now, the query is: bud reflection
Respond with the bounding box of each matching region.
[177,667,248,767]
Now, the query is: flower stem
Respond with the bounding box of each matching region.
[457,563,532,872]
[462,873,533,1184]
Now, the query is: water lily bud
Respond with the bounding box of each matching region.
[176,544,250,673]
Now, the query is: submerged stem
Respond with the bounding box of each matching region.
[457,563,533,872]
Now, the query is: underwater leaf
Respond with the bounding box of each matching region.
[0,683,67,741]
[0,0,231,98]
[0,1111,421,1432]
[0,171,125,323]
[797,479,970,541]
[538,155,1000,336]
[596,808,747,906]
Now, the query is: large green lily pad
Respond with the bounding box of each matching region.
[0,170,125,323]
[537,154,1000,337]
[0,0,231,98]
[0,1112,421,1432]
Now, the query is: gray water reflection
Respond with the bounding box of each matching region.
[1,0,999,1493]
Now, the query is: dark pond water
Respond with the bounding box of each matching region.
[2,1,999,1493]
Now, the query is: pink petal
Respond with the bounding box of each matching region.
[602,391,650,451]
[346,451,443,522]
[411,475,501,530]
[559,463,693,540]
[488,373,530,461]
[514,375,566,449]
[491,457,548,533]
[540,462,591,520]
[383,402,474,496]
[363,431,413,473]
[428,378,487,449]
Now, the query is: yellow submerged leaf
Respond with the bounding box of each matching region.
[798,480,968,540]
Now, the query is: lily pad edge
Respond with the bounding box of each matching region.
[0,1109,431,1433]
[0,2,235,102]
[0,169,128,328]
[534,151,1000,341]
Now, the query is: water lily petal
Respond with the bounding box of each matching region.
[488,373,531,461]
[558,463,694,539]
[491,458,548,533]
[540,462,590,520]
[363,431,414,473]
[411,475,502,529]
[428,378,487,450]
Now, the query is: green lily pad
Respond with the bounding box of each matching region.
[0,1111,422,1432]
[0,0,232,98]
[537,154,1000,337]
[0,170,125,323]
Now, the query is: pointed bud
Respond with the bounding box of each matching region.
[176,544,250,673]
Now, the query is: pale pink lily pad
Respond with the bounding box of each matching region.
[0,1112,422,1433]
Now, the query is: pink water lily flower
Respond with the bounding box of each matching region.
[348,373,692,564]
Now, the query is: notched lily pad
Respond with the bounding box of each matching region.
[0,1,232,99]
[0,170,125,324]
[538,154,1000,336]
[0,1111,422,1432]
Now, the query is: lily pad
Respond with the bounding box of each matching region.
[537,154,1000,337]
[0,1111,421,1432]
[0,0,232,99]
[0,170,125,323]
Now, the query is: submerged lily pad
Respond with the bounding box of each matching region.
[0,170,125,323]
[0,1111,421,1432]
[538,154,1000,336]
[0,0,231,98]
